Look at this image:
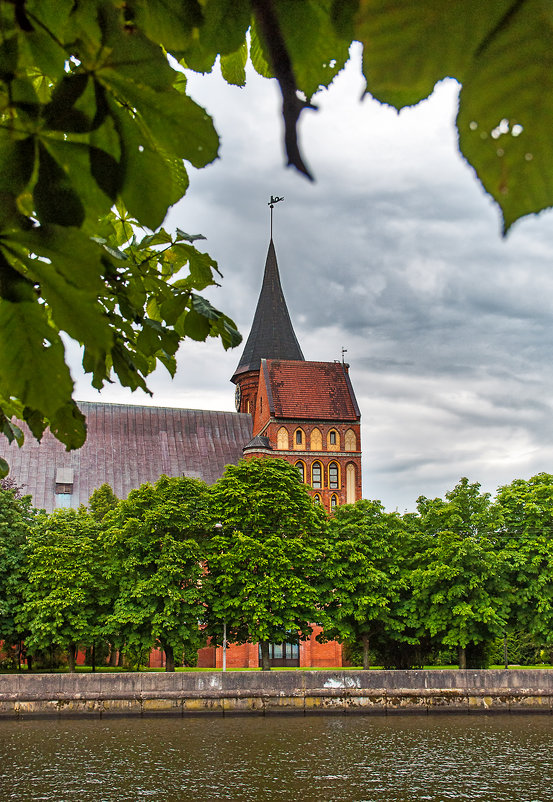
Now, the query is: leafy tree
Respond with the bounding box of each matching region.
[101,475,211,671]
[20,508,108,671]
[88,483,119,522]
[0,2,548,473]
[495,473,553,648]
[322,499,413,669]
[205,458,327,670]
[0,485,36,664]
[409,479,508,668]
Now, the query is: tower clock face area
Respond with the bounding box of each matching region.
[235,384,242,411]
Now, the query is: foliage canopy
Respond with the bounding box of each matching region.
[0,1,547,474]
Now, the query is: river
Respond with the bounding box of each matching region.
[1,714,552,801]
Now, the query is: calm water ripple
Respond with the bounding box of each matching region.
[1,714,553,801]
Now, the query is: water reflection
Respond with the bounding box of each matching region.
[1,715,552,801]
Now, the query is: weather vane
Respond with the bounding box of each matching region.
[268,195,284,238]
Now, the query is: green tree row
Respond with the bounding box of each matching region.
[2,463,553,671]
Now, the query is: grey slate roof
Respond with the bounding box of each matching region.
[0,401,252,512]
[231,239,304,382]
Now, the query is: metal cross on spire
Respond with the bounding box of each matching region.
[268,195,284,239]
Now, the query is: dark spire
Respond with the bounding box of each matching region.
[231,239,304,382]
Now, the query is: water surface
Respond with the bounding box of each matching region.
[1,714,552,801]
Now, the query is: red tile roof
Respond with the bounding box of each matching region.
[0,402,252,512]
[263,360,360,421]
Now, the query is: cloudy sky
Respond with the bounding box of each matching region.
[73,44,553,513]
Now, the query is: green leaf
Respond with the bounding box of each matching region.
[250,21,274,79]
[2,226,112,352]
[0,300,73,417]
[104,75,219,168]
[199,0,250,56]
[220,42,248,87]
[110,103,190,229]
[457,0,553,232]
[354,0,511,108]
[130,0,203,50]
[34,142,85,227]
[0,457,8,478]
[181,306,211,341]
[49,401,87,450]
[175,229,207,243]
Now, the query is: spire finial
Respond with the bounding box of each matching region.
[268,195,284,238]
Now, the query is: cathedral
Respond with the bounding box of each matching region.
[0,228,362,667]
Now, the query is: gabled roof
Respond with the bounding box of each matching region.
[262,360,361,421]
[0,401,252,511]
[231,239,304,382]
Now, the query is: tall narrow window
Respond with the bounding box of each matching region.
[312,461,322,489]
[329,461,339,489]
[327,429,340,451]
[277,427,289,450]
[296,430,302,444]
[294,428,305,450]
[330,494,338,511]
[313,494,321,505]
[346,463,356,504]
[295,461,305,483]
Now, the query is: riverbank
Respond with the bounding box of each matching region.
[2,669,553,717]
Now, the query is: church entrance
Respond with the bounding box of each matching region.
[259,641,300,668]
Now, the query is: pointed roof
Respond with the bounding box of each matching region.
[231,239,304,382]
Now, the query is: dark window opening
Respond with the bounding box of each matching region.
[330,430,337,445]
[259,641,300,667]
[296,430,303,445]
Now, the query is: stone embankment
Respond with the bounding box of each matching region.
[2,669,553,718]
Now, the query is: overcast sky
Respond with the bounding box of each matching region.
[73,44,553,512]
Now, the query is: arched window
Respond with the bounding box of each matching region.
[330,494,338,511]
[277,427,289,450]
[346,463,356,504]
[327,429,340,451]
[313,494,321,505]
[312,461,322,489]
[295,461,306,483]
[310,427,322,450]
[329,461,339,489]
[345,428,356,451]
[294,428,305,450]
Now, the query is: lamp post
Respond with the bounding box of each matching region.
[214,522,227,672]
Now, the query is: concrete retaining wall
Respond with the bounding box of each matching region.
[2,670,553,717]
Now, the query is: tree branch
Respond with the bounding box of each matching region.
[252,0,316,180]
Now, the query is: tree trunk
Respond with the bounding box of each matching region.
[164,643,175,672]
[108,646,118,667]
[259,640,271,671]
[362,634,370,670]
[92,643,96,673]
[26,653,33,672]
[117,649,124,667]
[68,643,77,673]
[458,645,466,669]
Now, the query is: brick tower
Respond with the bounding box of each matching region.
[231,236,362,512]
